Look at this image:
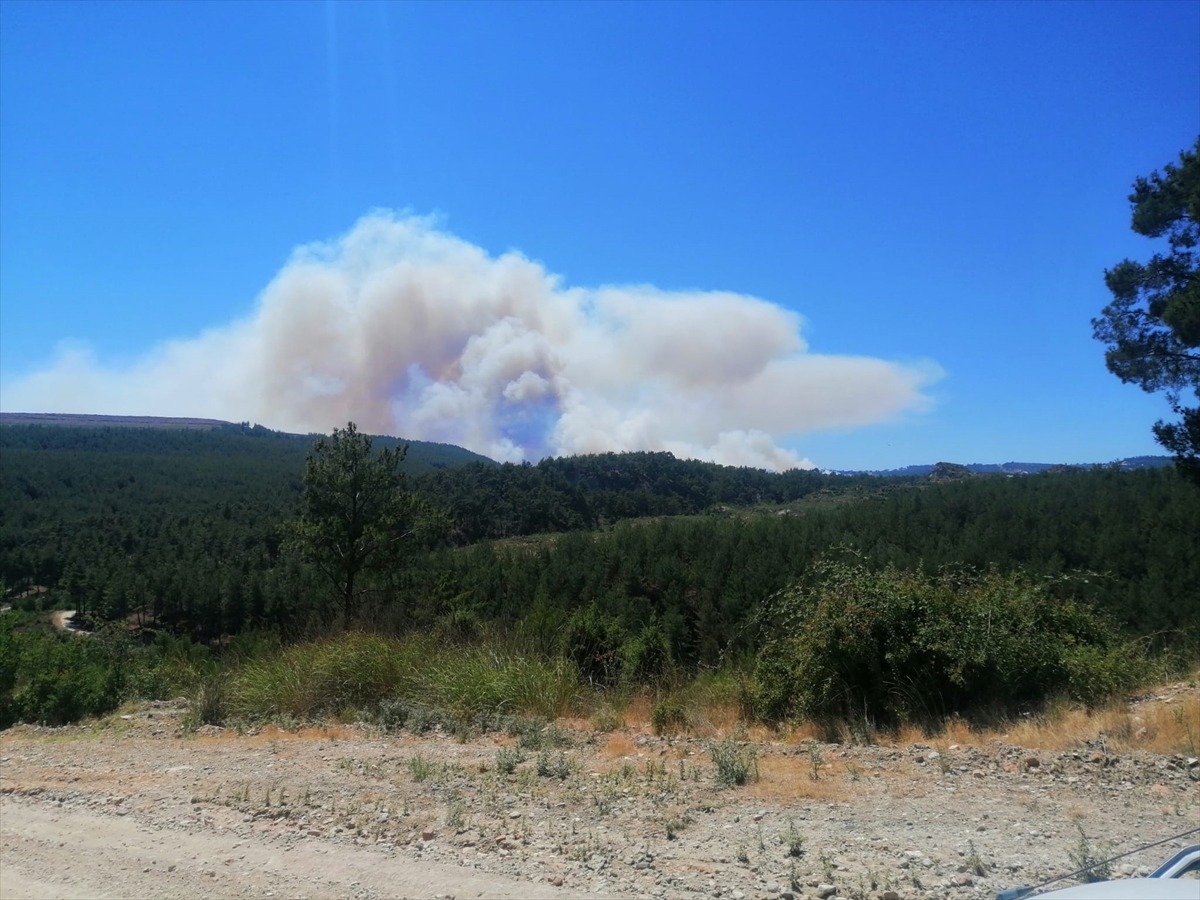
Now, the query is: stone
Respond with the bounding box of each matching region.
[421,828,435,840]
[816,885,837,898]
[765,881,781,893]
[880,892,901,900]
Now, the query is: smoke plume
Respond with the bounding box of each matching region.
[1,213,941,470]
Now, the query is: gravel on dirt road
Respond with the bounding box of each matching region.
[2,693,1197,900]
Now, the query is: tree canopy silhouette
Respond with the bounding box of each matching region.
[1094,138,1200,484]
[282,423,442,624]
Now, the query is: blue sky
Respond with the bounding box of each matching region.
[1,0,1197,470]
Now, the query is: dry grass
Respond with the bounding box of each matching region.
[773,677,1200,757]
[698,701,744,735]
[745,752,855,802]
[781,720,827,743]
[937,717,979,748]
[622,695,654,729]
[995,694,1199,754]
[254,724,359,742]
[186,723,362,749]
[598,732,638,759]
[884,723,929,747]
[557,717,594,732]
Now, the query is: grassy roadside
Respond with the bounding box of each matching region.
[4,605,1197,758]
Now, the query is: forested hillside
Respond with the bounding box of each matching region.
[413,453,900,542]
[0,424,488,635]
[406,466,1197,669]
[2,424,1195,657]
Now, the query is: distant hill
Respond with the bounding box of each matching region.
[0,413,495,474]
[836,456,1175,477]
[0,412,227,430]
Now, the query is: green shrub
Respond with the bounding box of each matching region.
[1063,642,1141,708]
[229,632,421,720]
[536,749,572,779]
[373,699,443,733]
[228,631,580,723]
[710,739,758,787]
[495,746,525,774]
[651,695,690,735]
[0,615,177,728]
[515,719,572,750]
[182,670,229,730]
[621,621,672,684]
[753,559,1139,725]
[416,644,580,719]
[561,603,627,686]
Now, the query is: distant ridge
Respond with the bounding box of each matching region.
[0,412,228,430]
[835,456,1174,477]
[1,414,1176,476]
[0,411,497,471]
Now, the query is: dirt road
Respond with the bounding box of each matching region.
[48,610,87,635]
[2,691,1197,900]
[0,797,572,900]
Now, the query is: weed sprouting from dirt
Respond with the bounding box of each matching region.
[495,746,525,774]
[782,816,805,858]
[807,743,823,781]
[405,753,435,783]
[965,840,989,877]
[516,720,572,751]
[1068,824,1114,883]
[820,849,836,881]
[536,749,572,780]
[445,800,467,832]
[710,739,759,787]
[663,814,688,839]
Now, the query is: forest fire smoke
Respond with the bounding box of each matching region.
[2,213,940,470]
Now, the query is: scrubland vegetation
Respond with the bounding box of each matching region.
[1,423,1197,748]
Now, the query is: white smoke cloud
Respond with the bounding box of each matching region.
[0,212,942,470]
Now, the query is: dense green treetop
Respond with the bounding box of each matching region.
[282,424,446,624]
[1094,138,1200,483]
